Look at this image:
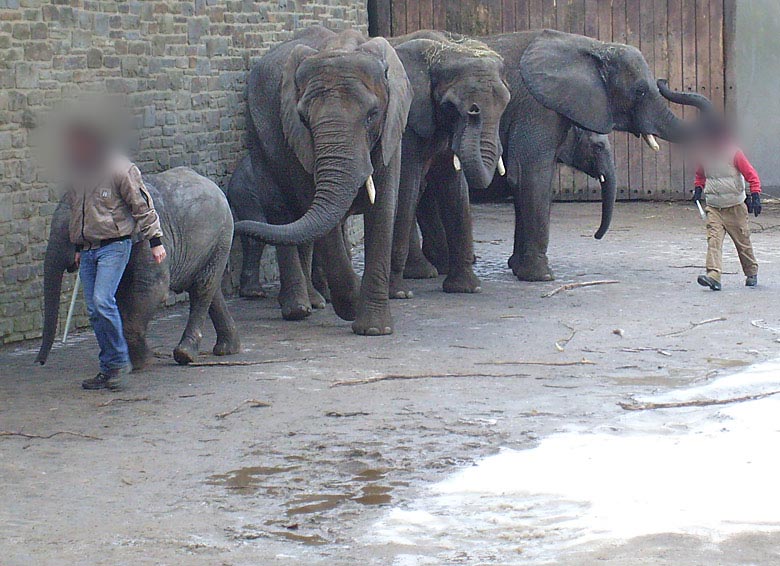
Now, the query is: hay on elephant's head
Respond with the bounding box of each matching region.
[424,33,502,65]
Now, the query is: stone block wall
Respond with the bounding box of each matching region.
[0,0,367,345]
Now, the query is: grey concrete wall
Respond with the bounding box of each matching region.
[0,1,367,345]
[735,0,780,192]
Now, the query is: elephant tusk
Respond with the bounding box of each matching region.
[642,134,661,152]
[497,156,506,176]
[365,175,376,205]
[599,175,606,183]
[453,154,462,172]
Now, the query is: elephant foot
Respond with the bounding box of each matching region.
[281,302,312,321]
[510,254,555,282]
[308,287,327,310]
[239,281,267,299]
[352,305,393,336]
[443,268,482,294]
[403,257,439,280]
[213,335,241,356]
[390,271,414,300]
[128,344,151,372]
[173,336,200,365]
[331,293,359,322]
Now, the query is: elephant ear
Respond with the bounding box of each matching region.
[281,44,318,174]
[393,39,437,140]
[362,37,413,166]
[520,30,614,135]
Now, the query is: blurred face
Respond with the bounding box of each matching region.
[64,127,103,171]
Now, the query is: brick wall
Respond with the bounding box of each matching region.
[0,1,368,345]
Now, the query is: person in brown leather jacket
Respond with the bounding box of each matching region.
[64,122,167,390]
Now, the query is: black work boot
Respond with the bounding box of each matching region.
[746,275,758,287]
[82,369,125,391]
[697,275,722,291]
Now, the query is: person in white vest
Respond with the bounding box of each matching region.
[691,126,761,291]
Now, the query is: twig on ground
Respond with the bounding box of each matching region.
[620,390,780,411]
[450,344,486,350]
[475,358,595,367]
[657,317,726,337]
[325,411,370,417]
[621,347,675,357]
[190,358,304,367]
[98,397,150,407]
[542,280,619,298]
[0,430,102,441]
[555,323,577,352]
[331,372,531,387]
[499,314,525,319]
[751,319,780,334]
[215,399,271,419]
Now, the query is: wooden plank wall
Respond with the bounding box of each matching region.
[372,0,735,201]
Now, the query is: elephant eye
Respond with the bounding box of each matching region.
[366,108,379,125]
[298,110,309,127]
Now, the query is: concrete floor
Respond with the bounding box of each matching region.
[2,201,780,566]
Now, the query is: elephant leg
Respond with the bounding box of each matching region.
[277,245,312,321]
[439,169,481,294]
[209,287,241,356]
[238,234,267,299]
[318,224,361,322]
[510,159,557,282]
[174,282,215,365]
[404,222,439,279]
[116,255,168,371]
[353,148,400,336]
[311,247,331,303]
[417,183,450,275]
[389,134,424,299]
[299,243,326,310]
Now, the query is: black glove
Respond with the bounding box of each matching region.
[745,196,753,214]
[751,192,762,217]
[692,186,703,203]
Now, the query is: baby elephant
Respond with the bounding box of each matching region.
[36,167,240,368]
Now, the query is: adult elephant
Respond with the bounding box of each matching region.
[413,126,617,273]
[482,29,712,281]
[36,167,240,368]
[233,26,412,336]
[386,31,510,298]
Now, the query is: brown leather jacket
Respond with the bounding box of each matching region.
[66,155,163,251]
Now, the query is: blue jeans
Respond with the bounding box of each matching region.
[79,240,132,373]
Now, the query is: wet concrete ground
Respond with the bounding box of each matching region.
[2,201,780,565]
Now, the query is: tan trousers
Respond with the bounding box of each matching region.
[705,203,758,281]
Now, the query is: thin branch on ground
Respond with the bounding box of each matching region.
[325,411,370,417]
[475,358,595,367]
[331,372,531,388]
[621,347,676,357]
[542,280,619,298]
[98,397,150,407]
[215,399,271,419]
[619,390,780,411]
[657,317,726,337]
[189,358,305,368]
[751,319,780,334]
[555,323,577,352]
[0,430,102,441]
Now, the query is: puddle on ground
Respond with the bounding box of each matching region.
[368,359,780,565]
[270,530,329,546]
[207,465,298,494]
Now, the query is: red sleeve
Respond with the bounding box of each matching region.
[694,165,706,189]
[734,150,761,193]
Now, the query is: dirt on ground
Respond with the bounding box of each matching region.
[2,201,780,566]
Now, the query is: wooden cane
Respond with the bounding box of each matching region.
[62,272,80,343]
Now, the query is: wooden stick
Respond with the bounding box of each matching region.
[475,358,595,367]
[97,397,150,407]
[215,399,271,419]
[0,430,102,441]
[542,280,619,298]
[555,323,577,352]
[331,372,531,388]
[657,317,726,337]
[620,390,780,411]
[189,358,304,368]
[62,272,80,343]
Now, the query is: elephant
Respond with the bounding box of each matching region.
[227,154,327,318]
[413,126,617,274]
[232,26,412,336]
[35,167,240,368]
[384,31,510,299]
[480,29,712,281]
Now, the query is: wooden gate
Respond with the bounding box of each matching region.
[369,0,736,201]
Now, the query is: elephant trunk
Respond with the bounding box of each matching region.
[456,112,500,190]
[651,80,715,144]
[594,164,617,240]
[657,80,713,112]
[235,127,369,246]
[36,247,67,365]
